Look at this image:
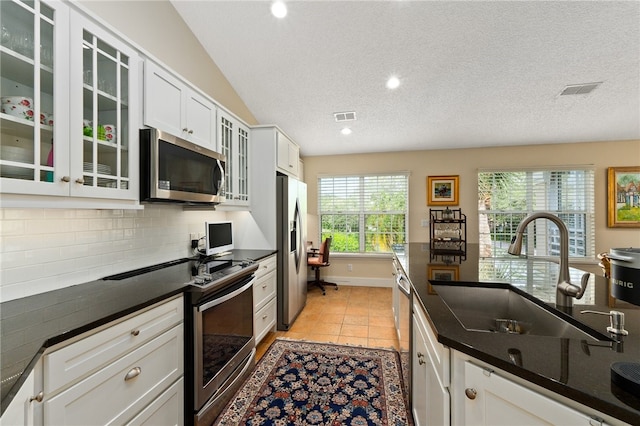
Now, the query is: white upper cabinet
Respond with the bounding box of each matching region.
[276,131,300,177]
[143,60,216,148]
[0,0,141,206]
[69,11,140,201]
[1,0,69,196]
[217,108,249,208]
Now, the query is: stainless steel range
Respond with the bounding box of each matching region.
[185,258,259,426]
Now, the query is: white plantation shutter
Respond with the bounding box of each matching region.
[478,167,595,259]
[318,173,409,253]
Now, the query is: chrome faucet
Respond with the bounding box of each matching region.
[508,212,589,308]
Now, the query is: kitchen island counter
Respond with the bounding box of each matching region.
[0,249,276,415]
[395,243,640,425]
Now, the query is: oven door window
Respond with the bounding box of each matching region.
[200,278,254,387]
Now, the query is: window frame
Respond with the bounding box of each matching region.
[317,172,409,254]
[477,166,596,260]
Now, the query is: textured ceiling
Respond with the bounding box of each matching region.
[171,1,640,157]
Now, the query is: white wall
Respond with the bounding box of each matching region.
[0,205,227,301]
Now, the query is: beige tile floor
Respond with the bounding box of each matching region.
[256,285,399,360]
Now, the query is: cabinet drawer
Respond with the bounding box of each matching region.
[254,298,277,344]
[44,324,183,426]
[125,377,183,426]
[45,296,183,393]
[253,270,276,311]
[414,299,450,386]
[255,255,276,280]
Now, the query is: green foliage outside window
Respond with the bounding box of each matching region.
[318,174,408,253]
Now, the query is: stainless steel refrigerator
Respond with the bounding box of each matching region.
[276,175,307,330]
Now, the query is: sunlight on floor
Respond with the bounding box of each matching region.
[256,286,398,360]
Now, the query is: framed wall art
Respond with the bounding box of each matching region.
[427,175,459,206]
[607,166,640,228]
[427,264,459,294]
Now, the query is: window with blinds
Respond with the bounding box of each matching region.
[317,173,408,253]
[477,167,595,259]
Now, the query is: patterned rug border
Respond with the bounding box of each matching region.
[214,338,412,425]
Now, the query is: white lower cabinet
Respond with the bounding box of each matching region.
[412,298,450,426]
[41,296,184,426]
[0,358,43,426]
[411,299,623,426]
[125,377,183,426]
[461,360,605,426]
[253,254,277,344]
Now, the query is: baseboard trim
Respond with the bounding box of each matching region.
[306,275,393,288]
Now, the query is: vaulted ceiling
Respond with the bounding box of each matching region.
[171,1,640,157]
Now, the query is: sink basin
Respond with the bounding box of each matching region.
[430,281,611,341]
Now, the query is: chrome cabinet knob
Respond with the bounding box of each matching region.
[61,176,70,182]
[465,388,477,400]
[131,329,140,336]
[29,391,43,403]
[75,178,84,184]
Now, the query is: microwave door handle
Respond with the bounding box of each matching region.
[214,159,225,196]
[197,277,255,312]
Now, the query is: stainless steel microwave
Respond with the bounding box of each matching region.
[140,128,226,204]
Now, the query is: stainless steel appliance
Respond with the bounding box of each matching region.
[393,257,411,403]
[185,259,259,425]
[276,175,307,330]
[139,128,226,205]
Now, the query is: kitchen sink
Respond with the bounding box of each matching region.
[430,281,611,341]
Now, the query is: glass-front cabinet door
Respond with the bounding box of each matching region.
[0,2,139,204]
[218,109,249,208]
[69,11,139,200]
[0,0,70,196]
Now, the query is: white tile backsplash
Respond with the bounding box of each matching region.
[0,204,228,302]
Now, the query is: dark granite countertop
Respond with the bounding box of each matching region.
[0,249,276,415]
[394,243,640,425]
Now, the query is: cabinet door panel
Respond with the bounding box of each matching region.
[143,61,183,137]
[45,296,183,393]
[464,361,594,426]
[0,0,70,196]
[44,325,183,426]
[125,377,183,426]
[185,92,215,147]
[69,12,139,200]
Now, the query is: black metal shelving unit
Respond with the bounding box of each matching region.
[429,208,467,262]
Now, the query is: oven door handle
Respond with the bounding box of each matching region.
[198,276,256,312]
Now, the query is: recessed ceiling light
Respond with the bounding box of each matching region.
[386,76,400,90]
[341,128,352,135]
[271,1,287,18]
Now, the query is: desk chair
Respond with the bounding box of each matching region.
[307,237,338,295]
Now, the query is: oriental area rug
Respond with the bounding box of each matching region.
[214,339,412,426]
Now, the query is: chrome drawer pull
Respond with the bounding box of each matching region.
[131,329,140,336]
[124,367,141,381]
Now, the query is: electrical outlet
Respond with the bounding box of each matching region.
[347,264,353,272]
[190,233,198,241]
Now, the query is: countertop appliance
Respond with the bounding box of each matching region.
[139,128,226,205]
[276,174,307,330]
[607,247,640,397]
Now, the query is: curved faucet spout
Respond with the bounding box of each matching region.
[508,212,588,308]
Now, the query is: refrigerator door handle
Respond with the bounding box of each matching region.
[293,200,302,272]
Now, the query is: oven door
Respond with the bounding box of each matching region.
[194,274,255,410]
